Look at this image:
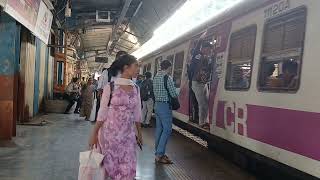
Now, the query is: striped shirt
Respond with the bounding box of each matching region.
[153,71,178,102]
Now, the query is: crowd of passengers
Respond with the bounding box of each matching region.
[63,29,288,179]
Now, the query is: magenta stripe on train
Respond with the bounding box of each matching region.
[216,102,320,161]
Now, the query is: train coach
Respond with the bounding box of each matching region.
[139,0,320,179]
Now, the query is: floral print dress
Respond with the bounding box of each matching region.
[80,84,94,119]
[97,83,141,180]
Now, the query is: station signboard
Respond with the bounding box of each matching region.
[5,0,41,32]
[4,0,52,44]
[95,57,108,63]
[34,1,53,43]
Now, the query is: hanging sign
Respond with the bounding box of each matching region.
[34,1,53,43]
[4,0,52,44]
[5,0,41,31]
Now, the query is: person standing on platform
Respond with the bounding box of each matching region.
[80,78,95,121]
[97,51,128,96]
[81,77,86,87]
[94,50,128,122]
[141,72,154,128]
[135,74,144,87]
[89,54,143,180]
[94,68,108,122]
[109,50,128,83]
[64,77,81,114]
[153,60,178,164]
[188,31,213,130]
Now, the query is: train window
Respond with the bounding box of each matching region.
[225,25,257,90]
[143,65,147,74]
[167,55,174,63]
[173,51,184,87]
[167,54,175,75]
[146,63,151,71]
[258,8,306,92]
[154,56,162,75]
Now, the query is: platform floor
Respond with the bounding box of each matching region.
[0,114,257,180]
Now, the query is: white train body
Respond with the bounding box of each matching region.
[139,0,320,178]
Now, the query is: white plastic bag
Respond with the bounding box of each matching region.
[78,149,105,180]
[89,99,97,122]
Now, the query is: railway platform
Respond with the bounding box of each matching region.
[0,113,256,180]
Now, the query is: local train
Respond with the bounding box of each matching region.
[139,0,320,179]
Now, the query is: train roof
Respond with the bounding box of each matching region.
[139,0,275,61]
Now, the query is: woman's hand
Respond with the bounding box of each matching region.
[89,121,104,149]
[89,133,98,149]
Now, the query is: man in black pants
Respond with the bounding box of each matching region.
[64,77,81,114]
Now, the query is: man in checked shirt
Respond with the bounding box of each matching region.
[153,60,178,164]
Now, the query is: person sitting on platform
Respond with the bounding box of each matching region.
[64,77,81,114]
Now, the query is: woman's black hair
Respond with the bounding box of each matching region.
[115,51,127,60]
[109,54,137,77]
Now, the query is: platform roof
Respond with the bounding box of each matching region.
[54,0,186,71]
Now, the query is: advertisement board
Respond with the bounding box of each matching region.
[95,57,108,63]
[34,1,53,43]
[4,0,52,44]
[5,0,41,31]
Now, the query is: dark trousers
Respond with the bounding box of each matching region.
[94,95,101,121]
[64,94,82,113]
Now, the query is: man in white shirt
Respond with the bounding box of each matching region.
[97,68,108,92]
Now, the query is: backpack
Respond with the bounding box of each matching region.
[164,75,180,110]
[140,79,152,101]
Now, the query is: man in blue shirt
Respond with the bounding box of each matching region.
[153,60,178,164]
[188,31,213,129]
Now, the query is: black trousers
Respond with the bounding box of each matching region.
[95,94,101,121]
[64,94,82,113]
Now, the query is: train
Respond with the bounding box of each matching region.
[138,0,320,179]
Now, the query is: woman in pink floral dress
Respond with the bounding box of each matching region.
[89,55,143,180]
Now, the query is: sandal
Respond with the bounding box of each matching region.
[155,155,173,164]
[200,124,210,130]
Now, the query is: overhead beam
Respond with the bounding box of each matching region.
[124,30,141,38]
[115,43,133,50]
[111,0,133,41]
[108,1,143,55]
[119,37,138,45]
[67,21,114,30]
[84,49,107,52]
[74,10,118,16]
[80,52,107,60]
